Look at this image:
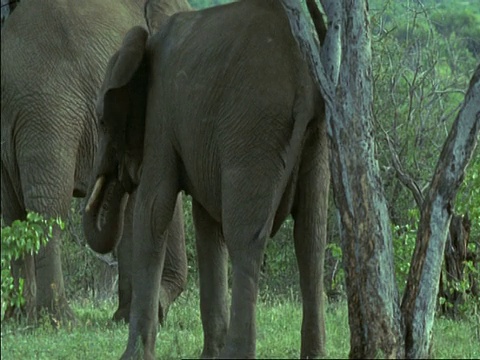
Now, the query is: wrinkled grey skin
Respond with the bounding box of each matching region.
[86,0,329,358]
[1,0,189,322]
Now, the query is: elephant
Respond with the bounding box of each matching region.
[84,0,329,358]
[0,0,190,323]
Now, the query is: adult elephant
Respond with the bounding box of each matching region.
[1,0,190,323]
[84,0,329,358]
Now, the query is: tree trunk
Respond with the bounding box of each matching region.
[283,0,480,358]
[388,125,478,321]
[438,213,472,317]
[282,0,404,357]
[401,64,480,358]
[1,0,19,28]
[322,1,404,355]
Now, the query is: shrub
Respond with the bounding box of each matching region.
[1,212,64,320]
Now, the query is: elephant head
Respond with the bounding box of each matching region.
[83,26,149,254]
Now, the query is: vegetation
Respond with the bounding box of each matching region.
[1,213,64,321]
[1,288,478,359]
[369,0,479,320]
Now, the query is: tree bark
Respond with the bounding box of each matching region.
[386,132,477,320]
[439,213,472,317]
[1,0,19,28]
[401,64,480,358]
[283,1,479,358]
[282,0,404,357]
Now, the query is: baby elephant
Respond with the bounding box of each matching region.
[84,0,329,358]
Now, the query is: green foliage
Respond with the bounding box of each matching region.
[443,148,480,318]
[182,196,198,284]
[261,217,299,297]
[438,257,480,319]
[1,212,64,321]
[432,314,480,358]
[2,294,479,359]
[431,5,480,56]
[392,209,418,293]
[325,242,345,298]
[455,148,480,241]
[370,0,478,316]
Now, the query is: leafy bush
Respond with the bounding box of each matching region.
[182,196,198,284]
[1,212,64,321]
[456,148,480,244]
[445,152,480,318]
[369,0,479,317]
[431,7,480,56]
[325,242,345,300]
[392,210,418,293]
[260,217,298,298]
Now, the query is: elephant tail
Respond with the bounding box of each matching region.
[306,0,327,44]
[272,0,325,206]
[269,91,319,229]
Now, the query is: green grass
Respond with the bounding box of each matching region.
[431,313,480,359]
[1,289,478,359]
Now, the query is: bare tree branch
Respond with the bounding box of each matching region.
[401,64,480,358]
[386,135,425,208]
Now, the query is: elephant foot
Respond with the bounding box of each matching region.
[112,290,170,326]
[200,349,222,359]
[113,306,130,323]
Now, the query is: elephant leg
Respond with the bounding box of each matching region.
[1,164,36,320]
[18,146,76,322]
[292,129,329,358]
[35,223,73,321]
[113,194,134,323]
[114,192,187,325]
[192,199,228,358]
[159,193,187,324]
[122,167,179,360]
[219,170,276,359]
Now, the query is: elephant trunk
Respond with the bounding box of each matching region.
[83,175,129,254]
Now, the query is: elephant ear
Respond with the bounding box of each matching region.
[97,26,149,188]
[144,0,192,35]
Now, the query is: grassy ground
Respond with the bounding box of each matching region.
[1,289,479,359]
